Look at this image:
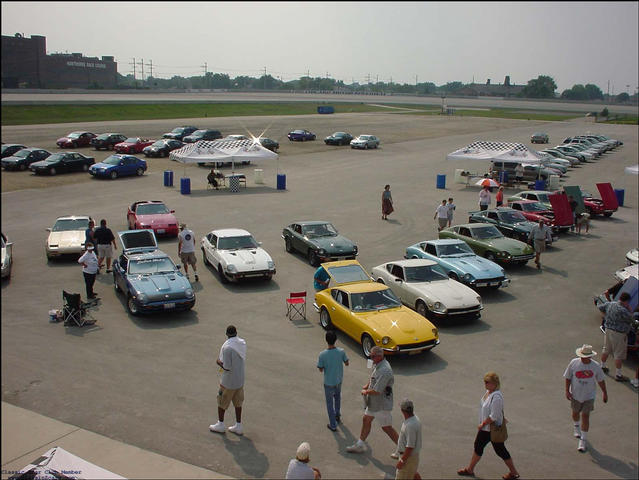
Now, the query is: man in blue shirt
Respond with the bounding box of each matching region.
[314,266,330,291]
[317,330,349,431]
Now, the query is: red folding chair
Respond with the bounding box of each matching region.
[286,291,307,320]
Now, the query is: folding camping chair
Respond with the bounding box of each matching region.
[62,290,96,327]
[286,291,307,321]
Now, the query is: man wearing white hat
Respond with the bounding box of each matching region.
[563,344,608,452]
[285,442,321,479]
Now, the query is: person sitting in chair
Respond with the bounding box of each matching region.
[208,168,219,190]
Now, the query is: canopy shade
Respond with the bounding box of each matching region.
[447,141,545,163]
[169,138,278,167]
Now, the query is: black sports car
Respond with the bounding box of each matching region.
[1,148,51,171]
[143,139,184,157]
[259,138,279,152]
[324,132,353,146]
[91,133,128,150]
[29,152,95,175]
[282,221,358,267]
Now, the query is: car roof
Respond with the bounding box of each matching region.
[426,238,467,245]
[134,200,165,206]
[55,215,90,221]
[383,259,438,268]
[515,190,553,195]
[292,221,331,226]
[3,143,25,147]
[209,228,251,237]
[336,282,389,294]
[509,199,537,204]
[453,223,493,228]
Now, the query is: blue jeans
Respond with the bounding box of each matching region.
[324,384,342,428]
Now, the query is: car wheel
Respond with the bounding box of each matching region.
[110,171,118,179]
[217,264,229,284]
[448,272,459,281]
[127,294,140,316]
[202,248,210,266]
[136,167,144,176]
[376,278,385,285]
[72,142,78,148]
[49,167,56,175]
[364,144,369,150]
[416,300,429,318]
[374,143,378,149]
[285,237,293,253]
[361,334,375,358]
[603,212,613,217]
[319,308,332,330]
[19,163,27,171]
[82,164,89,172]
[308,250,319,267]
[485,252,496,262]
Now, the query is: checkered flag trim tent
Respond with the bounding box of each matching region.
[465,141,530,152]
[446,141,544,162]
[169,138,278,163]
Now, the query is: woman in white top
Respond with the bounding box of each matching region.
[478,186,491,211]
[457,372,520,480]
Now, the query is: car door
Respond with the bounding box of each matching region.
[328,288,351,332]
[127,204,137,228]
[459,226,482,254]
[203,233,217,266]
[387,263,414,307]
[292,224,308,253]
[125,157,138,175]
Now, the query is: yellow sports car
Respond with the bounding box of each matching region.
[313,260,440,357]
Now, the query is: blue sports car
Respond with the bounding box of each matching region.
[287,129,316,142]
[89,154,147,179]
[113,230,195,315]
[405,239,510,289]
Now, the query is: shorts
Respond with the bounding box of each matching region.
[97,244,113,258]
[395,453,419,480]
[533,239,546,253]
[438,218,448,229]
[602,329,628,360]
[217,385,244,409]
[180,251,197,266]
[571,398,595,414]
[364,407,392,427]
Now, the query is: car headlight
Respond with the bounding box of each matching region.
[353,245,358,254]
[432,302,446,313]
[476,295,482,305]
[267,261,275,269]
[432,328,438,337]
[463,273,473,281]
[226,264,237,273]
[382,336,391,345]
[136,292,147,303]
[502,251,512,258]
[317,249,326,256]
[185,288,194,298]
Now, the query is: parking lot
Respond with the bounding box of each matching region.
[1,112,638,479]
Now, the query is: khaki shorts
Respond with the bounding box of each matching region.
[571,398,595,414]
[602,329,628,360]
[97,244,113,259]
[180,251,197,266]
[364,408,392,427]
[438,218,448,229]
[217,386,244,410]
[533,239,546,253]
[395,454,419,480]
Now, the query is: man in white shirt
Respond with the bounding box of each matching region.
[395,399,422,480]
[434,199,450,232]
[178,223,198,281]
[77,243,99,299]
[528,219,552,270]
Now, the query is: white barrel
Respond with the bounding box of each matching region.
[254,168,264,184]
[454,169,466,184]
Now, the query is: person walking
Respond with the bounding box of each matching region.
[447,198,456,227]
[528,218,552,270]
[77,242,99,300]
[564,344,608,452]
[576,212,590,235]
[285,442,321,480]
[478,186,491,211]
[382,185,394,220]
[395,399,422,480]
[317,330,349,431]
[457,372,520,480]
[347,346,399,454]
[93,218,117,273]
[495,186,505,207]
[85,218,95,251]
[210,325,246,435]
[434,199,449,232]
[599,292,633,382]
[178,223,198,282]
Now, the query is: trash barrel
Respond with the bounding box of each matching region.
[548,174,560,191]
[614,188,625,207]
[163,170,173,187]
[229,175,240,193]
[180,177,191,195]
[254,168,264,185]
[436,174,446,189]
[499,171,509,185]
[277,173,286,190]
[534,179,547,191]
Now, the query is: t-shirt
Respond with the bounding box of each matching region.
[178,229,196,253]
[78,250,99,274]
[221,345,245,389]
[317,347,349,386]
[285,459,314,480]
[368,359,393,412]
[435,204,449,218]
[479,189,491,205]
[85,228,94,247]
[563,358,605,402]
[447,203,456,218]
[598,301,633,333]
[397,414,422,453]
[313,267,330,290]
[479,390,504,431]
[93,226,114,245]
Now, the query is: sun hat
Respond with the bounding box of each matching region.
[179,223,186,230]
[296,442,310,461]
[576,344,597,358]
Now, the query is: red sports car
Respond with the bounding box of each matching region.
[127,201,179,237]
[581,184,618,217]
[56,131,96,149]
[114,137,155,154]
[509,199,573,231]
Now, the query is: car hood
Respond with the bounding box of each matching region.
[48,231,84,247]
[310,235,354,252]
[2,156,24,163]
[440,254,504,278]
[407,279,480,307]
[356,307,437,340]
[479,237,531,253]
[506,221,535,232]
[91,162,115,170]
[56,137,72,143]
[128,272,191,294]
[30,160,52,168]
[219,248,272,270]
[136,214,178,225]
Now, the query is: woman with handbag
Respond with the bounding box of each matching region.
[457,372,520,480]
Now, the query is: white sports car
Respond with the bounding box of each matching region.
[201,228,276,283]
[371,259,483,320]
[45,215,91,260]
[1,233,12,279]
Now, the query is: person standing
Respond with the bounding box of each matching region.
[395,399,422,480]
[382,185,394,220]
[514,163,524,185]
[285,442,321,480]
[77,242,99,299]
[447,198,456,227]
[85,218,95,251]
[347,346,399,454]
[313,265,330,291]
[457,372,520,480]
[178,223,198,282]
[576,213,590,235]
[495,186,505,207]
[210,325,246,435]
[94,219,117,273]
[528,218,552,270]
[317,330,349,431]
[599,292,633,382]
[434,199,449,232]
[564,344,608,452]
[568,195,578,232]
[478,186,491,211]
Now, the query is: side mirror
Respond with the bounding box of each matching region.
[258,241,263,246]
[395,278,403,283]
[46,228,52,232]
[176,264,182,270]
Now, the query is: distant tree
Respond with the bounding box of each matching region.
[233,76,253,89]
[442,81,463,93]
[616,92,630,103]
[584,83,604,100]
[520,75,557,98]
[418,82,437,94]
[561,84,587,100]
[600,107,609,117]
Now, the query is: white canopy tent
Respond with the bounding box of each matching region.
[625,164,638,175]
[446,141,545,163]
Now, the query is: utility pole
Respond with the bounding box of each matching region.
[366,73,371,85]
[202,62,207,76]
[264,66,267,89]
[138,58,144,81]
[145,59,153,79]
[130,57,136,80]
[415,75,418,86]
[607,80,610,97]
[307,69,310,78]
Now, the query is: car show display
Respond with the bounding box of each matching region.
[89,154,146,179]
[30,152,95,175]
[127,201,179,237]
[45,215,91,259]
[282,221,358,267]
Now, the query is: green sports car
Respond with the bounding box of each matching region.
[439,223,535,266]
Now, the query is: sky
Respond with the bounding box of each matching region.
[2,1,638,94]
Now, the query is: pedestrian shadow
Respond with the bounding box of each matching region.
[288,316,314,328]
[222,434,269,478]
[385,218,402,225]
[587,444,638,479]
[333,424,396,478]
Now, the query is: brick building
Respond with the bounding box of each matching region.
[1,33,117,89]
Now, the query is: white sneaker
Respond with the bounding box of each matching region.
[631,378,639,388]
[209,421,226,434]
[573,425,582,438]
[578,439,587,452]
[228,423,243,436]
[390,450,400,459]
[346,442,367,454]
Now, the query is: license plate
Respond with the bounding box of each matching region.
[157,229,165,234]
[163,303,175,309]
[409,350,423,355]
[476,282,487,287]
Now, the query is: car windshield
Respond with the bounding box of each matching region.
[302,223,337,238]
[351,288,401,312]
[129,257,176,274]
[498,211,528,223]
[96,134,110,140]
[171,128,185,134]
[13,149,31,158]
[103,156,122,165]
[136,203,169,215]
[124,138,139,143]
[151,141,166,147]
[218,235,259,250]
[292,130,304,134]
[333,132,345,137]
[53,218,89,231]
[521,202,548,212]
[471,226,503,239]
[359,136,371,140]
[45,154,65,163]
[192,130,206,136]
[326,264,370,283]
[67,133,82,139]
[405,264,448,282]
[437,242,475,257]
